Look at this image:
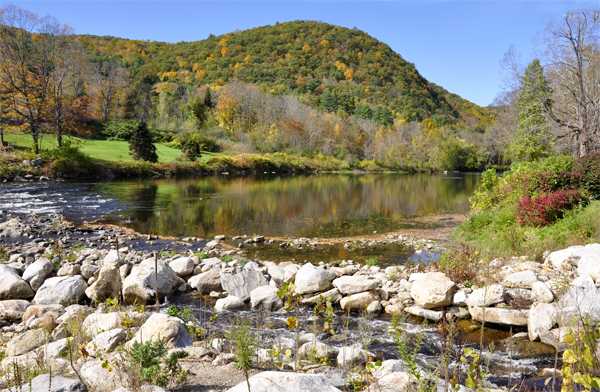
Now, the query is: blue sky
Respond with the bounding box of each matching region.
[7,0,595,107]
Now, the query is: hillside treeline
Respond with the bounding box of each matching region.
[2,5,596,173]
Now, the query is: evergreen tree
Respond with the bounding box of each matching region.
[373,106,393,126]
[354,103,373,119]
[512,59,553,161]
[204,86,215,109]
[320,89,337,112]
[129,121,158,162]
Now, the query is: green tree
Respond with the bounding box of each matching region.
[204,86,215,109]
[512,58,553,161]
[129,121,158,162]
[354,103,373,119]
[320,89,337,112]
[373,106,394,126]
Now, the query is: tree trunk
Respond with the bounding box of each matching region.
[0,126,5,146]
[57,128,62,148]
[579,133,589,157]
[32,133,39,154]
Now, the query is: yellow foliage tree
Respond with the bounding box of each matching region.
[344,69,354,81]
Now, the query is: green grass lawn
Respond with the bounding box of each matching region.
[3,132,224,164]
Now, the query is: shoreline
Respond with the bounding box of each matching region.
[0,211,593,391]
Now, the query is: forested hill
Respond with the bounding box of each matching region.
[77,20,494,126]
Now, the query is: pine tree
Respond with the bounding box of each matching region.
[129,121,158,162]
[512,59,553,161]
[354,103,373,119]
[204,86,215,109]
[373,106,393,126]
[320,89,337,112]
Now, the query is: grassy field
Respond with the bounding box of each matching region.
[3,133,224,164]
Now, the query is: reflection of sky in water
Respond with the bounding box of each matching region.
[0,173,479,238]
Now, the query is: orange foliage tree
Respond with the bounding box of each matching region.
[0,5,74,153]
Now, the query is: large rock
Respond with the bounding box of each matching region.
[188,269,222,294]
[0,300,31,321]
[33,276,88,306]
[301,288,343,306]
[268,263,299,285]
[404,305,442,321]
[0,265,34,300]
[82,312,126,336]
[504,270,538,289]
[127,313,192,349]
[532,281,555,303]
[170,257,195,277]
[225,371,342,392]
[337,346,369,368]
[37,338,69,359]
[332,275,379,295]
[465,284,505,307]
[528,303,558,341]
[545,244,600,269]
[540,327,571,352]
[22,258,54,290]
[122,259,179,305]
[81,359,130,391]
[7,374,87,392]
[85,264,120,302]
[340,290,379,311]
[468,306,528,326]
[6,328,48,356]
[22,304,65,323]
[366,372,416,392]
[557,286,600,326]
[294,263,337,295]
[577,253,600,281]
[85,328,127,357]
[250,285,283,311]
[101,250,123,267]
[298,342,334,360]
[410,272,455,309]
[214,296,245,311]
[220,267,268,301]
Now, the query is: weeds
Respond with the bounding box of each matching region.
[227,318,256,392]
[194,252,208,259]
[277,282,303,370]
[365,257,378,267]
[126,339,187,389]
[166,305,194,323]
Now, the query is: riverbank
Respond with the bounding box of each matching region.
[0,138,449,183]
[0,212,595,392]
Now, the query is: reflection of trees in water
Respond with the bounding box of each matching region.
[108,174,480,238]
[130,183,158,224]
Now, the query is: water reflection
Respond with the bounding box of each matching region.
[98,173,479,238]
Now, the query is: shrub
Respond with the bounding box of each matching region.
[516,189,586,227]
[102,119,139,141]
[573,153,600,199]
[127,339,187,388]
[233,154,278,172]
[206,156,235,171]
[525,170,581,196]
[50,141,96,176]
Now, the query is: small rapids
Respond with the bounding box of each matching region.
[167,294,560,391]
[0,181,119,221]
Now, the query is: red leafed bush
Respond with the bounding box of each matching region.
[516,190,586,227]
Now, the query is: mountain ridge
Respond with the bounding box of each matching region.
[77,20,494,127]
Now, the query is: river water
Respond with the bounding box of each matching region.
[0,172,479,238]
